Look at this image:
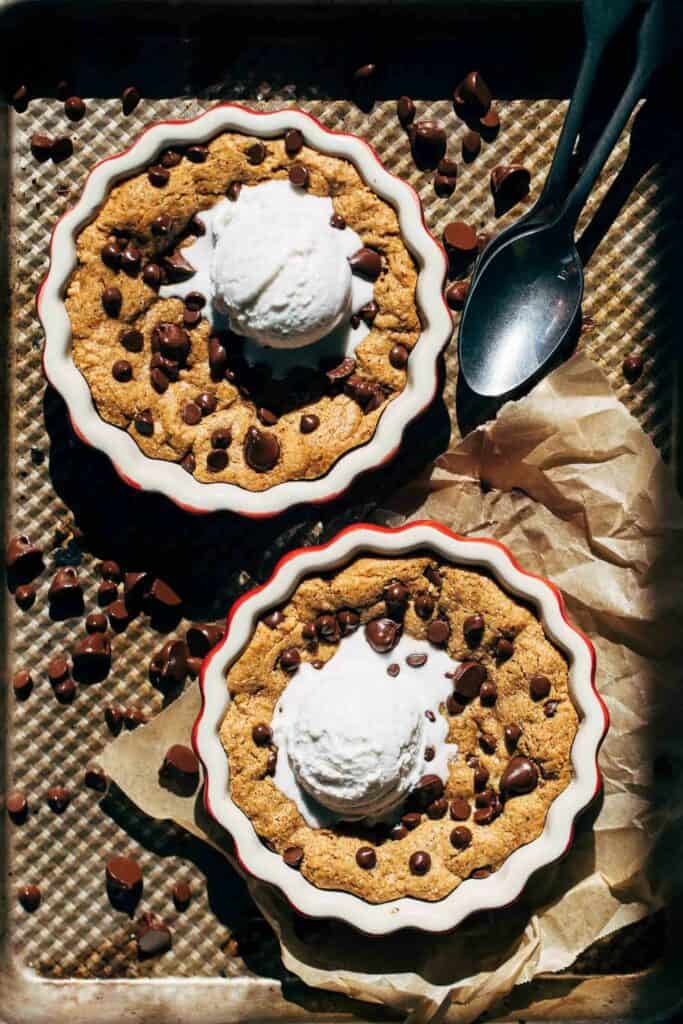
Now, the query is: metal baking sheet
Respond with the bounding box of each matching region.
[1,1,681,1021]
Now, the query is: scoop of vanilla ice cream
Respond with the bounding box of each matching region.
[284,666,426,821]
[210,180,353,349]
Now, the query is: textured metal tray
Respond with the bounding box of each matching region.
[1,1,682,1022]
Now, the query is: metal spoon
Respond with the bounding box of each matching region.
[471,0,642,289]
[459,0,679,399]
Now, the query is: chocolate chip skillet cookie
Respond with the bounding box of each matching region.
[220,555,578,903]
[65,131,420,491]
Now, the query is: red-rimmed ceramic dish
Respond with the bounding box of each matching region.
[38,104,452,517]
[193,520,608,935]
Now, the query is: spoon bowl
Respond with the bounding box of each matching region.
[459,224,583,397]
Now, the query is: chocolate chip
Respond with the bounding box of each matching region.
[544,700,560,717]
[623,353,643,382]
[387,662,400,677]
[172,881,192,911]
[454,71,492,117]
[84,766,108,792]
[450,826,472,850]
[443,221,478,256]
[124,707,147,730]
[452,661,487,700]
[182,402,202,426]
[186,144,208,164]
[500,756,539,797]
[406,653,428,668]
[186,623,222,658]
[48,566,83,618]
[409,851,431,876]
[426,619,450,646]
[424,746,435,762]
[348,247,382,281]
[162,251,196,283]
[227,182,242,201]
[480,107,500,140]
[401,811,421,831]
[425,709,436,722]
[150,639,189,691]
[426,797,448,819]
[280,647,301,673]
[55,678,77,704]
[105,705,124,734]
[263,610,284,630]
[6,535,43,581]
[51,136,73,163]
[12,84,29,112]
[299,414,319,434]
[491,165,530,215]
[148,165,170,187]
[410,120,447,170]
[414,774,444,808]
[391,824,408,840]
[107,598,133,633]
[462,130,481,162]
[102,286,122,318]
[365,617,402,654]
[31,133,53,162]
[283,845,304,868]
[337,609,360,635]
[12,669,33,700]
[160,744,200,795]
[18,885,41,912]
[246,141,266,165]
[6,791,28,824]
[244,426,280,472]
[45,786,70,814]
[134,409,153,437]
[330,213,346,229]
[397,95,415,127]
[47,655,69,687]
[137,920,173,960]
[160,148,183,168]
[211,428,232,450]
[356,846,376,870]
[105,851,143,909]
[142,263,162,289]
[15,584,35,609]
[180,453,196,474]
[325,356,356,383]
[530,673,551,701]
[206,335,227,380]
[284,128,304,156]
[388,343,410,370]
[257,407,279,427]
[252,723,272,746]
[434,173,457,197]
[72,633,111,683]
[122,86,141,115]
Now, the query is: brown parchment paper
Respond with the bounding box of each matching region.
[100,351,683,1023]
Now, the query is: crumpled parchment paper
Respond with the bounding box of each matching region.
[100,351,683,1023]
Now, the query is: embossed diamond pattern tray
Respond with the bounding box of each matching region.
[1,2,681,1022]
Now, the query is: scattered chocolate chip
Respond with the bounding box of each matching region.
[72,633,111,683]
[529,673,551,701]
[284,128,304,156]
[51,136,73,163]
[162,250,196,283]
[443,221,479,256]
[356,846,376,870]
[325,356,356,383]
[105,705,124,734]
[299,413,319,434]
[6,535,44,581]
[434,172,457,197]
[98,580,118,607]
[330,213,346,230]
[160,744,200,796]
[142,263,162,289]
[18,885,41,912]
[311,660,324,670]
[406,653,428,668]
[348,247,382,281]
[244,426,280,472]
[47,655,69,687]
[136,918,173,959]
[397,95,415,127]
[148,165,170,187]
[283,845,304,869]
[108,598,132,633]
[479,106,500,140]
[257,407,279,427]
[84,766,108,792]
[413,774,444,808]
[263,610,284,630]
[124,707,147,730]
[147,578,182,628]
[365,617,402,654]
[12,669,33,700]
[401,811,421,831]
[390,824,408,841]
[160,148,183,169]
[227,181,242,201]
[183,308,202,329]
[54,678,77,704]
[150,639,189,691]
[46,786,70,814]
[186,144,208,164]
[15,583,35,609]
[427,619,450,646]
[454,71,492,117]
[337,609,360,635]
[112,359,133,383]
[64,95,86,121]
[102,286,122,318]
[388,343,410,370]
[252,723,272,746]
[424,746,435,762]
[12,84,29,112]
[48,567,83,618]
[500,756,539,797]
[246,141,266,165]
[445,280,470,315]
[122,86,141,115]
[31,133,54,162]
[410,120,447,170]
[6,791,28,824]
[280,647,301,673]
[452,661,487,700]
[462,130,481,162]
[172,881,192,911]
[409,851,431,876]
[623,353,644,382]
[544,700,560,718]
[491,164,531,215]
[387,663,400,677]
[211,427,232,450]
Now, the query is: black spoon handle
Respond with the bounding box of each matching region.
[560,0,681,233]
